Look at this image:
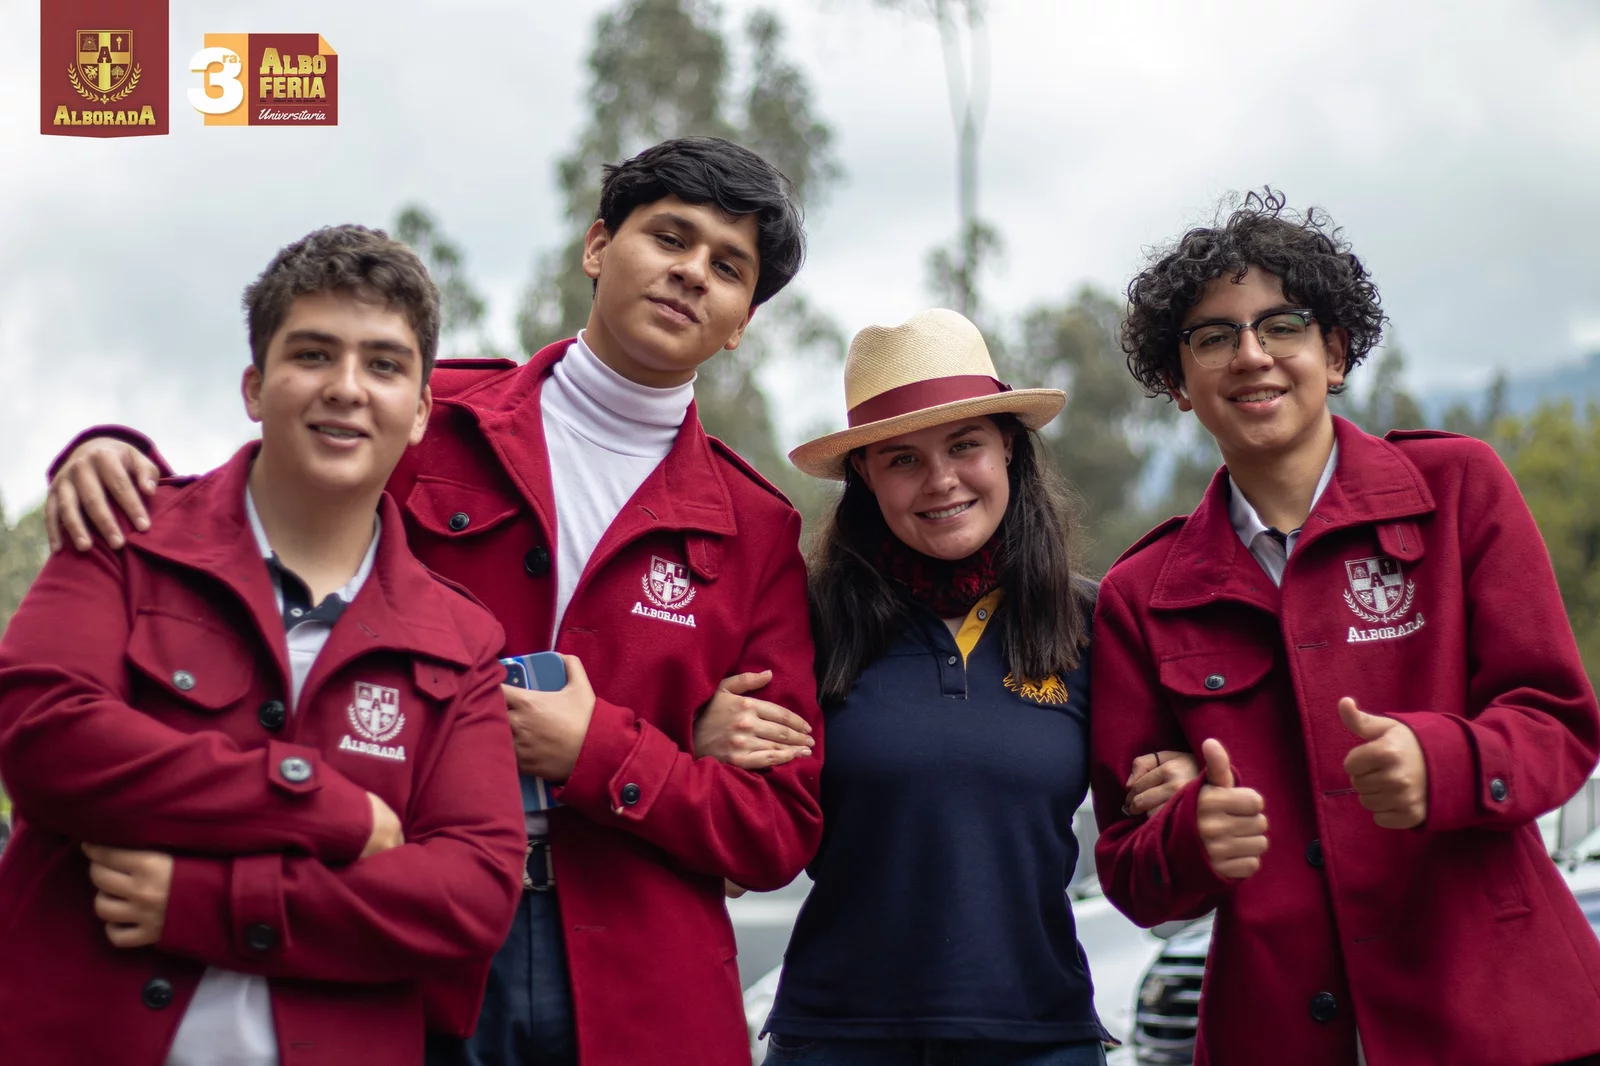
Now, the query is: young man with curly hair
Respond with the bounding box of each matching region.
[1089,190,1600,1066]
[40,137,822,1066]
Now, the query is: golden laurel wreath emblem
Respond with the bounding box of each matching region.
[68,61,142,104]
[1003,673,1071,705]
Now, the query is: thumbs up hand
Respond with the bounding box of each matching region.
[1340,698,1428,829]
[1196,738,1269,881]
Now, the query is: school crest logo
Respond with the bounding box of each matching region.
[643,555,697,611]
[72,30,139,100]
[1343,556,1415,622]
[1342,555,1426,644]
[348,682,405,744]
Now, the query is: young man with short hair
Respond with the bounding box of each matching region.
[0,225,527,1066]
[1088,190,1600,1066]
[44,137,824,1066]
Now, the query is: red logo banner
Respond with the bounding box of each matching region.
[41,0,169,137]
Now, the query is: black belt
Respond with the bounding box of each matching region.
[524,837,554,892]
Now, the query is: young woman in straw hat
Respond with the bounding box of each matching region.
[757,308,1198,1065]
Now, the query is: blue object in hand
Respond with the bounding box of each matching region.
[500,652,568,812]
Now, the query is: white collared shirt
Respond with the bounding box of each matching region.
[1225,443,1339,587]
[164,489,379,1066]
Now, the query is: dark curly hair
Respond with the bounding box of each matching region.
[243,225,441,382]
[1121,188,1385,397]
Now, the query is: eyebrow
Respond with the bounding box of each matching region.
[872,424,987,454]
[648,211,758,268]
[282,329,416,357]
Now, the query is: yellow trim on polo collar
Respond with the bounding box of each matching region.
[954,589,1004,666]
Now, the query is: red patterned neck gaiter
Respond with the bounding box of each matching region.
[875,528,1004,618]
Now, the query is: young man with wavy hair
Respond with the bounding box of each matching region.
[1089,190,1600,1066]
[42,138,824,1066]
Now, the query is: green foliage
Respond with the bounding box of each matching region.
[516,0,845,507]
[0,500,48,639]
[1331,346,1428,437]
[1493,401,1600,679]
[393,205,502,360]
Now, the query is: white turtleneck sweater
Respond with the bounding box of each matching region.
[541,331,695,639]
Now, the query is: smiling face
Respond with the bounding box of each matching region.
[243,290,431,498]
[1171,266,1347,470]
[580,194,760,388]
[852,417,1013,561]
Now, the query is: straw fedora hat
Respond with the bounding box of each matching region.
[788,308,1065,480]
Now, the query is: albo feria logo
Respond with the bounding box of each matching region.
[40,1,170,137]
[189,34,339,126]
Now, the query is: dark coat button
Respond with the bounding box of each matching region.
[279,757,313,784]
[524,545,551,577]
[1309,991,1339,1024]
[1204,674,1225,691]
[620,783,642,806]
[172,670,196,692]
[244,923,279,952]
[448,512,471,531]
[141,977,174,1009]
[1490,777,1509,802]
[257,700,287,732]
[1306,839,1324,868]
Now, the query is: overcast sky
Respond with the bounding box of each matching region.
[3,0,1597,514]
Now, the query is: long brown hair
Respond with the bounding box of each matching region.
[806,414,1092,705]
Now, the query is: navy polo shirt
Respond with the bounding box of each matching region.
[767,589,1104,1043]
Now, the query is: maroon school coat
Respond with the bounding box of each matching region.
[61,339,828,1064]
[0,443,526,1066]
[1090,417,1600,1066]
[388,340,825,1066]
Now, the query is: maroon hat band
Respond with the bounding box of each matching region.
[846,375,1013,428]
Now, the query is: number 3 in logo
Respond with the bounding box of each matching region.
[188,46,244,116]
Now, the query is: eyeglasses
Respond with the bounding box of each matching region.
[1178,309,1317,368]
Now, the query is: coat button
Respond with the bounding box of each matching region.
[244,923,279,952]
[620,783,642,806]
[947,655,959,666]
[141,977,174,1010]
[524,545,551,577]
[1490,777,1509,802]
[172,670,196,692]
[449,511,471,531]
[257,700,287,732]
[1309,991,1339,1024]
[279,757,313,784]
[1203,674,1225,691]
[1306,839,1324,868]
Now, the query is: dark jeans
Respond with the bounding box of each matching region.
[425,888,577,1066]
[764,1035,1108,1066]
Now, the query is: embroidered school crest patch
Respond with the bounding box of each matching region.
[1342,555,1425,644]
[349,682,405,743]
[1343,556,1415,622]
[643,555,696,610]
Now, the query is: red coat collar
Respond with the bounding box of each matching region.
[435,338,739,550]
[1149,416,1436,609]
[129,442,476,691]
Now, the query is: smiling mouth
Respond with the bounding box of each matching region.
[648,297,698,324]
[919,501,975,520]
[311,424,367,439]
[1230,388,1286,403]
